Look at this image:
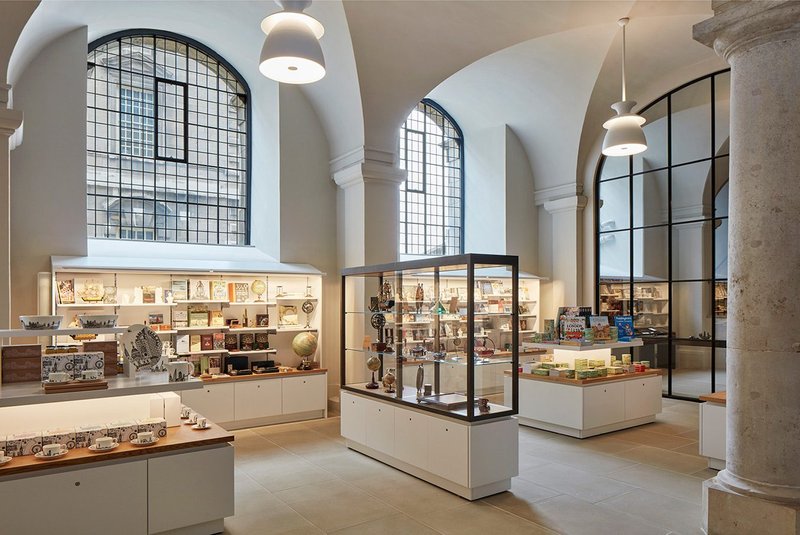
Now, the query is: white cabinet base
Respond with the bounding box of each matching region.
[155,518,224,535]
[700,401,726,470]
[516,414,656,439]
[223,409,325,430]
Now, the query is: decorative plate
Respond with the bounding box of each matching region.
[0,456,12,466]
[88,442,120,452]
[370,313,386,330]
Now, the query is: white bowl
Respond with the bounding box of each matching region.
[20,315,63,330]
[78,314,118,329]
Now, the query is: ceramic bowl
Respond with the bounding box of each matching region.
[20,315,63,330]
[78,314,118,328]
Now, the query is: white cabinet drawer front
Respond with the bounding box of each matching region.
[0,460,147,535]
[149,446,234,533]
[364,399,395,455]
[700,402,726,461]
[181,383,234,424]
[340,391,366,443]
[235,379,282,420]
[624,376,663,420]
[520,378,583,429]
[469,418,518,486]
[394,407,428,469]
[282,374,327,414]
[583,382,625,429]
[428,418,468,487]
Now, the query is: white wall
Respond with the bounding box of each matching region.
[278,84,339,391]
[504,126,537,274]
[10,27,88,321]
[464,126,505,254]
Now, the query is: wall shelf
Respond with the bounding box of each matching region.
[0,327,129,338]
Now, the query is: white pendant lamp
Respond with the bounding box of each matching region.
[602,18,647,157]
[259,0,325,84]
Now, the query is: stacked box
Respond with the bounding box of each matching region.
[82,340,119,376]
[1,344,42,383]
[532,368,550,376]
[574,358,588,371]
[71,352,105,379]
[41,353,74,381]
[137,418,168,439]
[42,428,77,450]
[5,432,43,457]
[548,368,575,378]
[106,421,139,443]
[596,367,609,377]
[75,424,108,449]
[589,359,606,368]
[608,366,623,375]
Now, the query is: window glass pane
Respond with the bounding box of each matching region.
[87,34,248,245]
[399,101,462,256]
[633,226,668,281]
[671,78,712,165]
[672,344,712,398]
[714,157,729,218]
[672,221,713,281]
[714,218,728,279]
[714,71,730,156]
[599,230,629,279]
[714,281,728,337]
[632,169,668,227]
[672,281,712,339]
[599,282,631,319]
[599,155,629,181]
[672,160,713,222]
[599,177,629,231]
[634,99,668,173]
[633,282,669,333]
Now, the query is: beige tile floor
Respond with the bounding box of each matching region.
[224,399,710,535]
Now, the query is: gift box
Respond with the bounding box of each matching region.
[106,421,139,443]
[71,352,105,379]
[6,432,43,457]
[532,368,550,376]
[574,358,588,371]
[137,417,168,439]
[2,344,42,383]
[176,334,190,354]
[75,424,108,449]
[42,428,77,450]
[608,366,623,375]
[41,353,75,381]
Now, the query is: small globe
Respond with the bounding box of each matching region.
[292,332,318,358]
[366,355,381,371]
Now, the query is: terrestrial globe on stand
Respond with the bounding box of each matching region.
[292,332,318,370]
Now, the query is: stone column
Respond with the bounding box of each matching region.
[0,84,24,331]
[694,2,800,533]
[543,195,587,307]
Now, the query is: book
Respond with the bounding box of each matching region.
[210,280,228,301]
[229,282,250,303]
[142,286,156,304]
[615,315,635,342]
[213,332,225,350]
[209,310,224,327]
[224,333,239,351]
[562,318,587,341]
[589,316,611,341]
[200,334,213,351]
[172,280,188,301]
[189,307,209,327]
[189,279,210,301]
[57,279,75,304]
[189,335,201,352]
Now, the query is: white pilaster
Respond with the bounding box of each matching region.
[543,195,587,307]
[0,83,23,329]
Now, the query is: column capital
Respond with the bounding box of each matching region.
[694,1,800,61]
[332,157,406,190]
[0,108,23,150]
[543,195,587,215]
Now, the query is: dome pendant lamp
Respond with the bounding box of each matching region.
[602,18,647,157]
[259,0,326,84]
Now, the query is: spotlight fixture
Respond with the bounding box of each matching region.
[602,17,647,157]
[259,0,325,84]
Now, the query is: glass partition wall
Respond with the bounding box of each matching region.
[596,70,730,400]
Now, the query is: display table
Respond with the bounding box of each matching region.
[505,367,664,438]
[340,389,518,500]
[699,391,726,469]
[181,368,327,430]
[0,424,234,535]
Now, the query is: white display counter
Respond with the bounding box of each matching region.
[699,391,726,470]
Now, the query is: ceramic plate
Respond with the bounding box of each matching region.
[0,456,12,465]
[130,438,159,447]
[88,442,119,452]
[191,424,210,431]
[34,449,68,460]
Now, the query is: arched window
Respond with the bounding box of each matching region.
[595,69,730,400]
[399,99,464,256]
[86,31,250,245]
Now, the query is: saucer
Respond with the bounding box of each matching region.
[76,377,102,382]
[130,437,159,447]
[183,420,197,425]
[44,379,70,385]
[35,449,68,460]
[191,424,210,431]
[88,442,119,452]
[0,456,12,466]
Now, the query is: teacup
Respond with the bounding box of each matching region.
[81,369,100,380]
[180,406,191,419]
[95,437,114,449]
[0,449,5,458]
[136,431,154,444]
[43,443,63,456]
[48,372,69,383]
[196,417,207,429]
[188,413,198,424]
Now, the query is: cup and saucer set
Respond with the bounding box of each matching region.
[130,431,159,447]
[34,443,69,460]
[181,407,211,431]
[88,436,119,452]
[0,449,12,466]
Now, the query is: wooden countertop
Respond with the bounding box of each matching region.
[200,368,327,384]
[508,368,664,386]
[700,391,726,404]
[0,423,234,477]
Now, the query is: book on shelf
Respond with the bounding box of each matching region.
[142,285,156,304]
[172,280,188,301]
[210,280,228,301]
[57,279,75,304]
[228,282,250,303]
[614,316,635,342]
[589,316,611,341]
[189,279,211,301]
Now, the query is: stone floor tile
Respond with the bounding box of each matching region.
[529,494,669,535]
[416,501,557,535]
[614,445,708,475]
[598,489,704,535]
[519,462,635,503]
[608,464,704,503]
[330,512,443,534]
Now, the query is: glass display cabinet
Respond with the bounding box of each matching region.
[341,254,520,421]
[340,254,520,500]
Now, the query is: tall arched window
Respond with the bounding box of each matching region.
[595,69,730,400]
[87,31,250,245]
[399,99,464,256]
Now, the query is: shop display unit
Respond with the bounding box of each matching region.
[507,339,664,438]
[341,254,520,499]
[699,391,726,469]
[599,281,670,335]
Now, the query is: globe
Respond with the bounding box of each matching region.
[292,332,318,358]
[366,355,381,371]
